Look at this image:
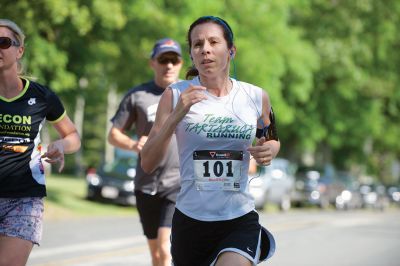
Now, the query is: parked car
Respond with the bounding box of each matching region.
[291,164,344,208]
[359,183,389,211]
[86,150,137,206]
[387,186,400,206]
[291,166,327,208]
[335,171,363,210]
[248,158,295,211]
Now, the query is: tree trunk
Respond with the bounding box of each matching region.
[74,94,85,176]
[105,85,118,164]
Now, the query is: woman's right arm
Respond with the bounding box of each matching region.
[141,84,207,173]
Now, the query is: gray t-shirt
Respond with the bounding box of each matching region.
[111,81,180,197]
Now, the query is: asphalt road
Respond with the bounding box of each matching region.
[28,208,400,266]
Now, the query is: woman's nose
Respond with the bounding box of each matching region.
[201,42,211,54]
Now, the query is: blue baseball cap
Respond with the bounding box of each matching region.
[150,38,182,59]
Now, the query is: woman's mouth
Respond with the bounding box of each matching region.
[201,59,214,64]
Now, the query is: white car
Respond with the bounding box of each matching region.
[249,158,295,211]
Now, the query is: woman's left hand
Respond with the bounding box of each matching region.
[41,140,65,172]
[247,137,274,166]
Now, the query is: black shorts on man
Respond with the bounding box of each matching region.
[135,189,177,239]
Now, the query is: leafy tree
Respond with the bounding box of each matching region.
[290,0,400,183]
[3,0,399,183]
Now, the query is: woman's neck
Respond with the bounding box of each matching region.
[0,73,23,99]
[198,74,232,97]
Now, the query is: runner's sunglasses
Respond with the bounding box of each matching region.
[157,56,181,65]
[0,37,20,49]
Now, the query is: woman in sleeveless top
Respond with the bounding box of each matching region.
[141,16,280,266]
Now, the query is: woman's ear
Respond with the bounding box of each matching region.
[16,45,25,60]
[230,46,237,59]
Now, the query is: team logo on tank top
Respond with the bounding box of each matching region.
[184,113,254,140]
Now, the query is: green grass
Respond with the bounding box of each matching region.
[44,174,136,220]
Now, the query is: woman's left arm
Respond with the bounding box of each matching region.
[42,115,81,172]
[247,90,280,165]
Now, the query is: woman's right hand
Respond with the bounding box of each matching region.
[173,84,207,121]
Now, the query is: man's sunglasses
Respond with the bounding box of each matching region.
[157,56,181,65]
[0,37,20,49]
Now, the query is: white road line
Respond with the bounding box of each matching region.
[30,236,146,259]
[29,246,149,266]
[328,217,379,227]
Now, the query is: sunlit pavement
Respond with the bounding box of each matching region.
[29,236,150,266]
[29,208,400,266]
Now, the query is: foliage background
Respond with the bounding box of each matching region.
[2,0,399,184]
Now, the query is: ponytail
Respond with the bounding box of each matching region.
[185,66,199,79]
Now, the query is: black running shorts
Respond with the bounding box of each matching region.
[135,190,177,239]
[171,209,275,266]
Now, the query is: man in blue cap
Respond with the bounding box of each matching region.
[108,38,183,266]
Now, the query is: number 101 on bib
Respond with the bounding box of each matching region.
[193,150,243,191]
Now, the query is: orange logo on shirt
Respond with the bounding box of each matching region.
[1,145,28,153]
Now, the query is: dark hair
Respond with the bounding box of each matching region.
[186,16,234,79]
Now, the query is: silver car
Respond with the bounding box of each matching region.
[248,158,295,211]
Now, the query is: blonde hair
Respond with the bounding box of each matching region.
[0,19,26,75]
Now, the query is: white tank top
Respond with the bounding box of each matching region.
[170,77,263,221]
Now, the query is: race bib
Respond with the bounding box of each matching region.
[193,150,243,191]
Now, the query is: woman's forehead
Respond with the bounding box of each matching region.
[0,26,13,36]
[191,22,225,39]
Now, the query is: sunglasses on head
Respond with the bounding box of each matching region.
[0,36,20,49]
[157,56,181,65]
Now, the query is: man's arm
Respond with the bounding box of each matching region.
[108,127,147,153]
